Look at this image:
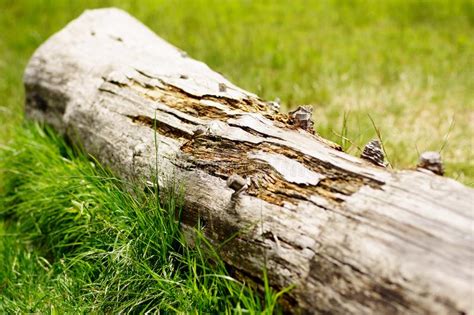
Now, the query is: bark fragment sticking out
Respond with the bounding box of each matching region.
[417,151,444,176]
[226,174,249,197]
[289,105,314,132]
[267,97,281,113]
[218,82,227,92]
[192,125,207,138]
[360,139,385,167]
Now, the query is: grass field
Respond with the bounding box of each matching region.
[0,0,473,312]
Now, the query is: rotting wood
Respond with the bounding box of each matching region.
[24,8,474,314]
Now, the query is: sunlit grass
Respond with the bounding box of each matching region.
[0,124,285,313]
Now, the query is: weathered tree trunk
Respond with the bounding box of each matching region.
[24,8,473,314]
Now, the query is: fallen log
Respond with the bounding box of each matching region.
[24,8,474,314]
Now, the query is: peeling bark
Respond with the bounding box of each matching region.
[24,8,474,314]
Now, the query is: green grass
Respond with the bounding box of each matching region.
[0,0,472,312]
[0,123,286,313]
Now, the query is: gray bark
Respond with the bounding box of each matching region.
[24,8,474,314]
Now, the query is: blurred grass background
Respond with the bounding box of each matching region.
[0,0,473,184]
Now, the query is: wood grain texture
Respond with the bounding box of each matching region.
[24,8,474,314]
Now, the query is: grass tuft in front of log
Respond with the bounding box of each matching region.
[0,123,287,313]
